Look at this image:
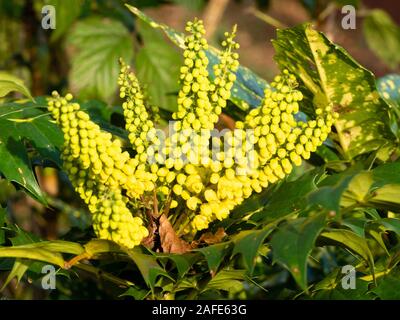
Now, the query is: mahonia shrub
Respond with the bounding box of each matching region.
[47,19,338,251]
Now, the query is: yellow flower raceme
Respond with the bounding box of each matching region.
[47,92,153,248]
[118,59,160,166]
[48,18,338,249]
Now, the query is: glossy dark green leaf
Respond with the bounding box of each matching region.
[230,188,270,220]
[371,272,400,300]
[251,168,322,223]
[379,218,400,236]
[365,223,389,254]
[314,144,340,163]
[271,212,327,290]
[0,101,63,204]
[371,161,400,187]
[155,252,199,278]
[273,24,396,159]
[203,269,246,294]
[125,248,173,290]
[0,128,44,203]
[9,225,41,246]
[196,242,233,274]
[231,226,273,274]
[342,217,368,238]
[309,173,355,213]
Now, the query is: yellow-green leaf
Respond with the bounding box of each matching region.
[0,72,33,100]
[273,24,396,159]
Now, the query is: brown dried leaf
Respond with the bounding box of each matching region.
[198,227,227,245]
[159,214,191,254]
[216,113,235,130]
[141,222,156,249]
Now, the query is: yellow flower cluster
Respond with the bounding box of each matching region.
[47,92,150,248]
[172,19,239,131]
[118,59,160,167]
[47,18,338,249]
[91,190,148,247]
[188,71,338,231]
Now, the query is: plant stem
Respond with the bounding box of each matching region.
[249,7,287,29]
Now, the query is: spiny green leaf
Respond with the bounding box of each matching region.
[342,217,368,237]
[155,252,199,278]
[196,242,233,274]
[0,129,45,203]
[378,218,400,236]
[371,271,400,300]
[319,229,374,272]
[371,161,400,187]
[271,212,327,290]
[9,225,41,246]
[339,162,400,211]
[0,259,31,291]
[251,168,322,223]
[125,248,173,290]
[310,171,357,213]
[203,269,246,294]
[365,223,389,254]
[119,286,150,300]
[231,226,273,274]
[273,24,396,159]
[0,101,63,204]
